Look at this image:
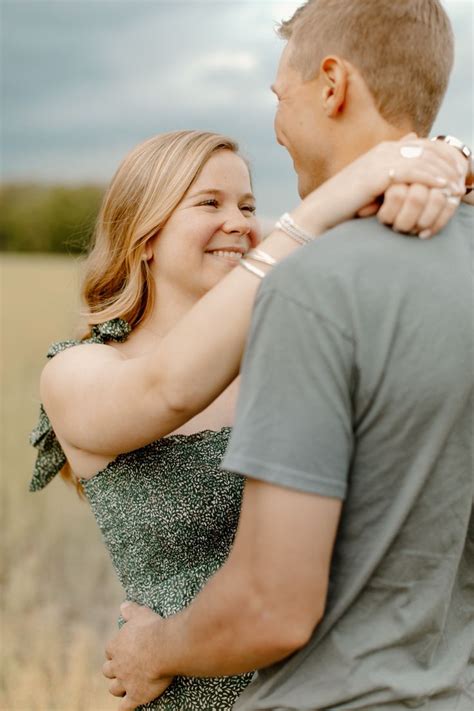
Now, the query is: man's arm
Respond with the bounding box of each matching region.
[156,477,341,674]
[104,477,341,707]
[105,271,353,709]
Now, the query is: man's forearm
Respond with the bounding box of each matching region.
[153,561,308,679]
[106,480,335,705]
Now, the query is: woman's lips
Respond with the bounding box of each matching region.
[206,249,244,264]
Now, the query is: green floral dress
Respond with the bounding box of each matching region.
[30,319,253,710]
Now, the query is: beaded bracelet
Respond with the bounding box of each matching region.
[239,218,316,279]
[239,258,267,279]
[275,212,316,245]
[245,248,277,267]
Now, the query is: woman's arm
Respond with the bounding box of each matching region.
[42,136,467,457]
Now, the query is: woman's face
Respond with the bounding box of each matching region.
[148,149,261,301]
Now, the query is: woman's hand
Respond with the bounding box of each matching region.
[376,182,460,239]
[294,133,468,238]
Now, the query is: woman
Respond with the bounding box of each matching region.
[30,129,465,709]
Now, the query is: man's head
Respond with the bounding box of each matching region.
[273,0,454,196]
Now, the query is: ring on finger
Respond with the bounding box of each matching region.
[447,195,460,206]
[438,187,460,205]
[400,145,424,159]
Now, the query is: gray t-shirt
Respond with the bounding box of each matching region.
[223,206,474,711]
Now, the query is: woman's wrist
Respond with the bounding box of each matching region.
[290,184,336,237]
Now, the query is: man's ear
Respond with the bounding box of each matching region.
[320,56,349,118]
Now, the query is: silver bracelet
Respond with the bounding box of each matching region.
[275,212,315,245]
[239,258,267,279]
[245,248,277,267]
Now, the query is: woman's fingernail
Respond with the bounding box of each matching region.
[447,196,461,206]
[436,177,448,185]
[419,229,432,239]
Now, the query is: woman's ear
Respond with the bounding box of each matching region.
[320,56,349,118]
[143,238,155,262]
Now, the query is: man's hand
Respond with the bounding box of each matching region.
[103,602,172,711]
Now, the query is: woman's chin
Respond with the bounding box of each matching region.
[205,252,243,269]
[200,261,240,293]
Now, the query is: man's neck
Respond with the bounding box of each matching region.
[326,120,414,182]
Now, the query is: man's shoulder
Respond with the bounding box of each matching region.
[262,217,392,301]
[270,218,388,277]
[296,215,417,263]
[266,209,470,295]
[258,210,471,330]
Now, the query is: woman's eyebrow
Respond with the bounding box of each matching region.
[187,189,221,198]
[187,188,255,201]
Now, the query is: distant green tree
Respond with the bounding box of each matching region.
[0,184,105,253]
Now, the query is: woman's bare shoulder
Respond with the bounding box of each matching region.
[40,342,125,402]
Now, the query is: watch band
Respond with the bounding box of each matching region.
[432,135,473,193]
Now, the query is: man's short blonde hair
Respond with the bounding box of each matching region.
[278,0,454,135]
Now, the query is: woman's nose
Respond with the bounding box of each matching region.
[222,209,252,237]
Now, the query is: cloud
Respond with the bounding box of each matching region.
[1,0,472,220]
[196,51,258,72]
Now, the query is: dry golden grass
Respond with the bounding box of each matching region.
[1,254,123,711]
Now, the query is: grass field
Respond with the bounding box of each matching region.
[1,254,123,710]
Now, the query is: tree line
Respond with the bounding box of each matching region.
[0,184,105,253]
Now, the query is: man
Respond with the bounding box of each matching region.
[104,1,473,709]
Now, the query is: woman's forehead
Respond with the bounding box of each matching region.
[188,151,253,194]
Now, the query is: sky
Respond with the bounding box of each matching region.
[1,0,473,219]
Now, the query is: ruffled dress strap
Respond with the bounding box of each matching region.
[29,318,131,492]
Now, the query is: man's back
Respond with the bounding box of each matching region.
[225,205,473,710]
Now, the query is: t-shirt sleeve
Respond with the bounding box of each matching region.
[222,284,355,500]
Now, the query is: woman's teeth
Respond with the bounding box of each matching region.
[209,251,242,260]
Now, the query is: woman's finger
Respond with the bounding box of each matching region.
[377,184,409,226]
[373,138,466,196]
[357,201,380,218]
[405,150,458,188]
[415,188,449,232]
[392,184,430,233]
[425,139,468,179]
[377,183,460,237]
[421,197,459,238]
[388,162,463,195]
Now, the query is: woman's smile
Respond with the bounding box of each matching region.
[205,247,246,265]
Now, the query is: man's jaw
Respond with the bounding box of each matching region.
[298,170,325,198]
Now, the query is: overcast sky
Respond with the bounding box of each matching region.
[1,0,472,219]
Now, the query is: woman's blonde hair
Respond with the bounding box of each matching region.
[80,130,240,335]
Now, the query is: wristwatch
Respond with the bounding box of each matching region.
[432,135,473,193]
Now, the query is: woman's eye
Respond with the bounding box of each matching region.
[199,199,218,208]
[241,205,256,214]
